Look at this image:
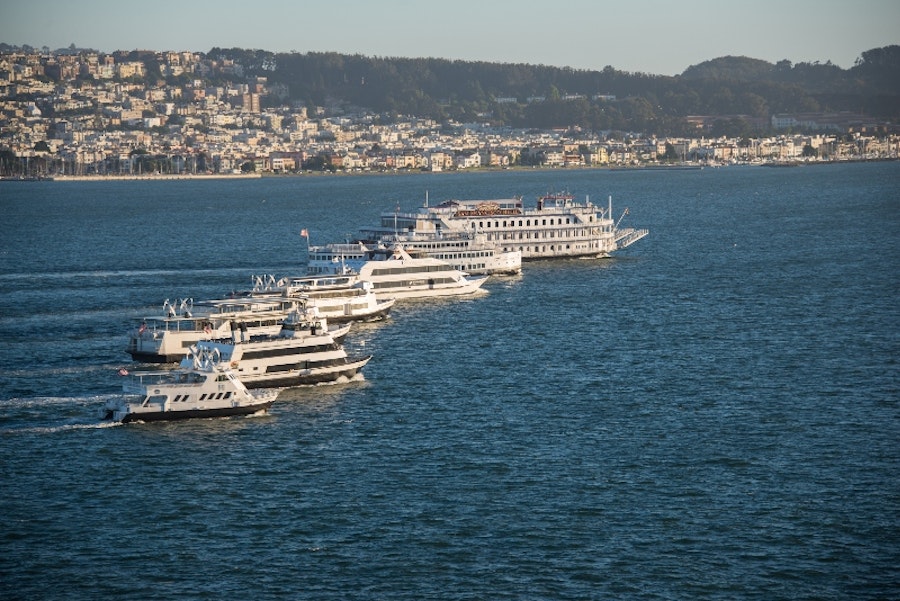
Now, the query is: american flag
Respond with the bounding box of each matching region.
[300,228,309,238]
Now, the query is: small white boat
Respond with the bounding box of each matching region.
[101,347,278,424]
[184,307,371,389]
[307,243,489,300]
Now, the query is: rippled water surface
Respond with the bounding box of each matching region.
[1,164,898,599]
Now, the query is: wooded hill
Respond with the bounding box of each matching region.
[199,45,900,135]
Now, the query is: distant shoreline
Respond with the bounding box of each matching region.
[47,173,263,182]
[3,158,896,182]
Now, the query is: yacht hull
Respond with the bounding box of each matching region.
[240,355,372,389]
[369,275,489,300]
[324,299,395,323]
[114,400,275,423]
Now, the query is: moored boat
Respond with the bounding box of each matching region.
[101,346,278,423]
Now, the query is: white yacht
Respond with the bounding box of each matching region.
[306,243,489,300]
[126,297,300,364]
[101,346,278,424]
[355,204,521,275]
[240,273,395,323]
[356,193,648,262]
[354,229,521,275]
[184,307,371,389]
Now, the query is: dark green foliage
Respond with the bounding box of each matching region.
[208,46,898,133]
[6,43,896,138]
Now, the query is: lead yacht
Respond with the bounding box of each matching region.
[101,346,278,424]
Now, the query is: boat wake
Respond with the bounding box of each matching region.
[0,265,272,284]
[0,394,118,434]
[315,372,366,386]
[1,363,127,380]
[1,394,110,409]
[1,420,123,435]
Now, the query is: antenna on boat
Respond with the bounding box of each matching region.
[608,195,613,220]
[394,201,400,238]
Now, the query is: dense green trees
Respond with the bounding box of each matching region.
[205,46,898,135]
[6,44,896,147]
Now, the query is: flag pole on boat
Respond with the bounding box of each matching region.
[300,228,310,263]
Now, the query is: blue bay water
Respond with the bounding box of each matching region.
[1,164,898,599]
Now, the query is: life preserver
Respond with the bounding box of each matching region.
[230,361,239,369]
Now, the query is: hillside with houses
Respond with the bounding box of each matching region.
[1,45,898,177]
